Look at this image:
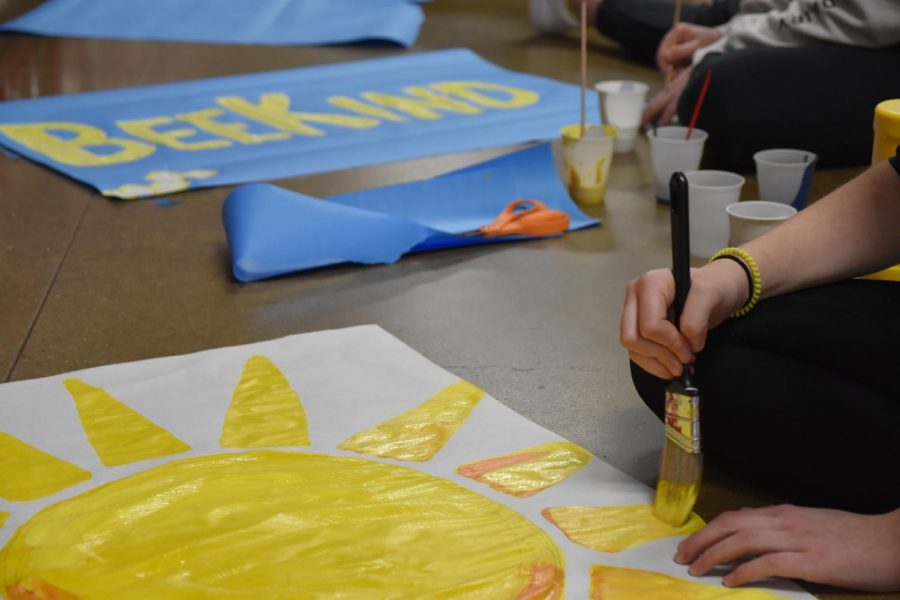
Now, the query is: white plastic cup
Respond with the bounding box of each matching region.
[557,124,618,204]
[727,200,796,247]
[684,170,745,258]
[648,126,708,202]
[594,80,649,153]
[753,148,818,208]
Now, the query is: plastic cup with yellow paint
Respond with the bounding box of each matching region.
[557,124,617,205]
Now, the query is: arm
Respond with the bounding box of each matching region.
[621,158,900,379]
[694,0,900,65]
[745,160,900,299]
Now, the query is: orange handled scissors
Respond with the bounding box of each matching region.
[462,199,570,238]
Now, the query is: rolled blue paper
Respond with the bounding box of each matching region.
[0,49,599,199]
[223,144,600,281]
[1,0,425,47]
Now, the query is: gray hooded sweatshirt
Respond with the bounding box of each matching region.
[693,0,900,64]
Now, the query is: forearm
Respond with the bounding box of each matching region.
[743,161,900,300]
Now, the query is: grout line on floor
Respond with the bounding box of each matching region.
[3,194,93,383]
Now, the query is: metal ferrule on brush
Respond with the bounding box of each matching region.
[663,366,701,455]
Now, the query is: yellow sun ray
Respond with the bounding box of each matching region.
[0,432,91,502]
[542,505,704,553]
[220,356,310,448]
[63,379,191,467]
[0,451,565,599]
[456,441,591,497]
[590,565,787,599]
[338,380,484,461]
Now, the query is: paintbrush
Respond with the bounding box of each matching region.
[684,69,712,140]
[653,171,703,527]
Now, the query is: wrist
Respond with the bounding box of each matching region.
[700,258,749,315]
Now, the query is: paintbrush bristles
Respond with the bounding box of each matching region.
[654,437,702,526]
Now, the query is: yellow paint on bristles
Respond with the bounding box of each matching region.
[457,441,591,497]
[589,564,787,599]
[0,512,9,528]
[63,379,190,467]
[338,380,484,461]
[542,504,704,553]
[220,355,310,448]
[0,432,90,502]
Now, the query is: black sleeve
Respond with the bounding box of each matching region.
[891,145,900,177]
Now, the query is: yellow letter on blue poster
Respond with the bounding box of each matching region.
[0,122,154,166]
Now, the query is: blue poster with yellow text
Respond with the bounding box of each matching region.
[1,0,426,48]
[0,49,597,199]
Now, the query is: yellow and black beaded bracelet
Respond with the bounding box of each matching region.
[709,247,762,317]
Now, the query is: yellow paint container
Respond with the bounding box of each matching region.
[558,124,617,205]
[864,100,900,282]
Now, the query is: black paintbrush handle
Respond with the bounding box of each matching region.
[669,172,691,330]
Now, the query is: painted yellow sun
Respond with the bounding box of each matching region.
[0,328,796,599]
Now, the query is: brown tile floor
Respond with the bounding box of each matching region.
[0,0,888,598]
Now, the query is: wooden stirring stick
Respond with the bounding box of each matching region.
[580,0,587,137]
[664,0,684,84]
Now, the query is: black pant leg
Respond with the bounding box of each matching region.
[678,45,900,171]
[596,0,741,65]
[632,280,900,514]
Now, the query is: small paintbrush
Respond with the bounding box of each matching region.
[653,171,703,526]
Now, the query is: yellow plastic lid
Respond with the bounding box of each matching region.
[874,99,900,137]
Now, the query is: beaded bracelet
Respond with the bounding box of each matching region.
[709,247,762,317]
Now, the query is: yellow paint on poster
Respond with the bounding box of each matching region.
[327,96,408,122]
[338,380,484,461]
[0,451,565,600]
[542,504,704,553]
[432,81,540,109]
[217,93,380,136]
[361,87,481,120]
[0,432,90,502]
[63,379,190,467]
[116,116,230,150]
[0,122,155,166]
[102,168,216,198]
[457,441,591,497]
[589,565,786,599]
[175,108,291,144]
[220,356,310,448]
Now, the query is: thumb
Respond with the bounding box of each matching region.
[678,290,719,353]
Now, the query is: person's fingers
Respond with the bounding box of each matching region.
[659,96,679,127]
[641,89,669,128]
[686,530,800,577]
[656,30,678,70]
[620,280,686,376]
[677,281,720,353]
[722,552,813,588]
[628,351,676,380]
[635,282,693,365]
[667,39,703,69]
[675,510,782,564]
